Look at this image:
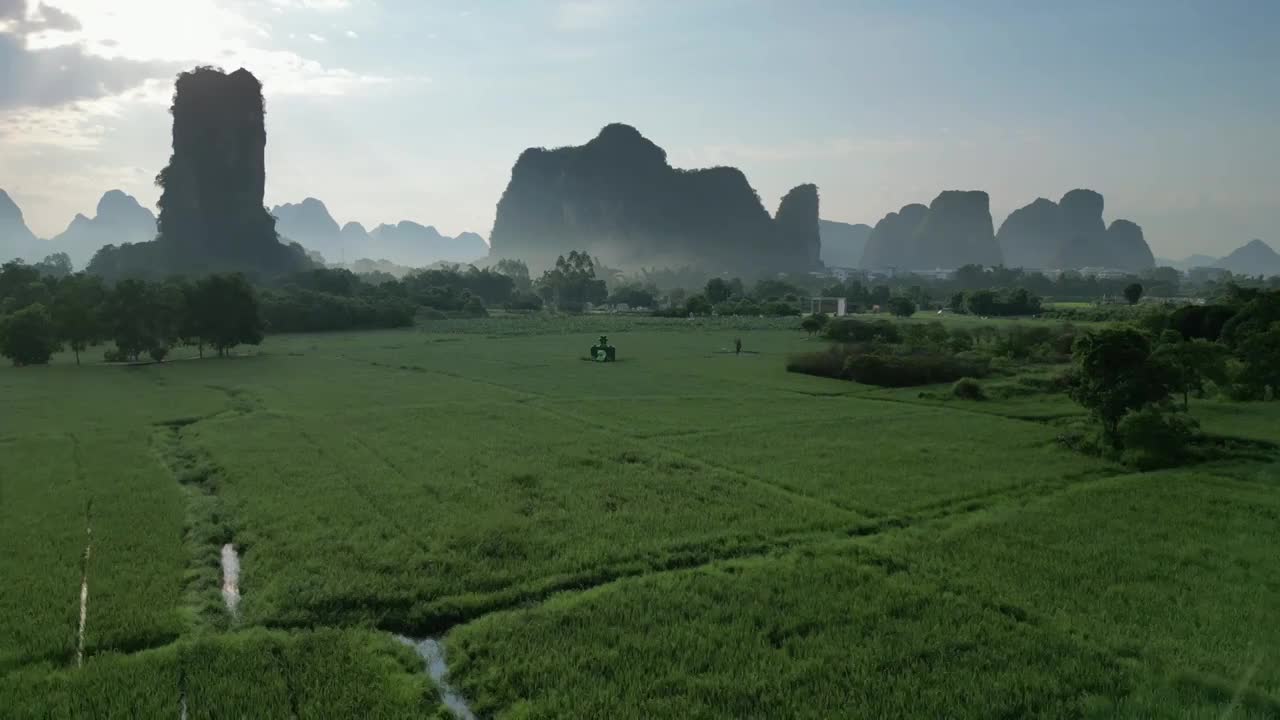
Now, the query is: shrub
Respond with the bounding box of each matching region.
[844,352,989,387]
[785,347,848,380]
[685,294,713,316]
[761,301,799,317]
[504,291,544,311]
[800,313,828,335]
[887,296,916,317]
[149,346,169,363]
[823,318,901,344]
[952,377,985,400]
[0,303,59,366]
[1118,407,1200,470]
[462,296,488,317]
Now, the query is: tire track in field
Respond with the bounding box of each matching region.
[69,433,94,668]
[76,501,93,668]
[337,354,544,401]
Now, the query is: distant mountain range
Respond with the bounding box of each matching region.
[3,186,1275,278]
[818,219,872,268]
[1156,240,1280,276]
[270,198,488,267]
[49,190,158,268]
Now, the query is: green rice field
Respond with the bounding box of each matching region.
[2,316,1277,718]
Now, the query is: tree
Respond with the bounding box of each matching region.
[0,303,60,366]
[685,294,712,316]
[1123,282,1144,305]
[493,258,532,292]
[1235,321,1280,400]
[190,274,264,356]
[52,274,106,365]
[887,296,916,317]
[34,253,73,279]
[1152,332,1228,410]
[104,279,155,360]
[1069,327,1173,444]
[705,277,732,304]
[965,289,998,316]
[800,313,827,336]
[536,251,608,312]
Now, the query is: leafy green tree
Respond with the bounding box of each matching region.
[1220,290,1280,348]
[1152,332,1228,409]
[800,313,827,336]
[1117,405,1200,470]
[1123,282,1144,305]
[52,273,106,365]
[965,289,998,316]
[1069,327,1173,444]
[536,251,608,312]
[1234,321,1280,400]
[34,253,73,279]
[607,283,657,308]
[104,279,154,360]
[705,277,732,304]
[0,303,60,366]
[887,296,916,317]
[493,258,532,292]
[190,274,264,357]
[685,294,712,316]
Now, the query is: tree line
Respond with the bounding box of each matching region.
[0,261,263,366]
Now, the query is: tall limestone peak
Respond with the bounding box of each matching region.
[996,197,1062,269]
[999,190,1153,271]
[90,66,309,278]
[911,190,1001,268]
[775,184,822,270]
[860,203,929,269]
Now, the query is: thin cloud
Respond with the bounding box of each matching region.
[344,29,357,39]
[268,0,351,10]
[308,32,325,42]
[0,31,175,110]
[555,0,628,32]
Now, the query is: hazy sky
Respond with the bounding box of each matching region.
[1,0,1277,258]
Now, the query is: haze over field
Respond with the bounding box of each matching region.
[1,0,1277,266]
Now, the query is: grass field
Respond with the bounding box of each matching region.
[1,315,1276,718]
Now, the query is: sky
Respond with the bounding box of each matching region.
[1,0,1277,259]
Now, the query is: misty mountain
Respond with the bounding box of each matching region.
[271,198,488,267]
[860,192,1001,270]
[271,197,341,259]
[49,190,156,268]
[1214,239,1280,276]
[997,190,1154,271]
[368,222,488,267]
[488,123,820,273]
[0,189,41,263]
[818,219,872,268]
[1157,254,1219,270]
